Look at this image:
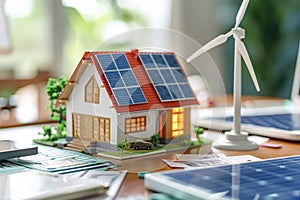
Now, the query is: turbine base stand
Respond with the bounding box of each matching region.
[214,130,258,151]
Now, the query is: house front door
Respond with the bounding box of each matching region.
[72,113,110,142]
[159,107,191,143]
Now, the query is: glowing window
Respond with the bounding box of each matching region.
[171,108,184,137]
[125,116,146,133]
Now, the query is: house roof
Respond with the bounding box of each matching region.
[58,49,198,113]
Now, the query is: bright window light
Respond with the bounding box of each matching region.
[62,0,107,21]
[4,0,33,19]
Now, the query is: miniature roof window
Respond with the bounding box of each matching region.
[85,75,100,104]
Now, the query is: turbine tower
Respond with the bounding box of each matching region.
[187,0,260,150]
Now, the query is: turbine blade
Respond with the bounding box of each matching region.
[235,0,250,28]
[187,31,232,63]
[236,38,260,91]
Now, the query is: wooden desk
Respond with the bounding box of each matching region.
[0,96,299,199]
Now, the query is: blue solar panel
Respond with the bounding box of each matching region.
[139,53,195,102]
[152,54,166,67]
[224,114,300,131]
[168,85,183,99]
[128,87,148,104]
[96,53,147,106]
[172,69,187,83]
[138,54,155,69]
[155,85,173,101]
[180,84,196,98]
[112,54,130,69]
[104,71,124,88]
[119,70,138,86]
[160,69,176,83]
[96,54,116,71]
[164,54,179,68]
[112,88,132,106]
[146,156,300,200]
[147,70,164,85]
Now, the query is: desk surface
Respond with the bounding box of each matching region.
[115,139,300,198]
[0,96,299,199]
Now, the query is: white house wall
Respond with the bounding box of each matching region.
[66,63,118,144]
[116,110,159,143]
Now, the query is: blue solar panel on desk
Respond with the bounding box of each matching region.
[224,114,300,131]
[139,53,195,102]
[145,156,300,200]
[96,53,147,106]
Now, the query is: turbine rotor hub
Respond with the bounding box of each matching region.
[232,27,245,39]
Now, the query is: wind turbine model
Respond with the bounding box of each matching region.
[187,0,260,150]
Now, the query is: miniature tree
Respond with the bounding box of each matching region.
[116,138,131,151]
[194,127,204,143]
[150,133,160,147]
[39,77,68,141]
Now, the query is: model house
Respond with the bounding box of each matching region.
[57,49,198,146]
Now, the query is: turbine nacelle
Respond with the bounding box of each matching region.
[232,27,245,39]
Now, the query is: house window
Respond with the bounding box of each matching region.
[85,76,100,103]
[125,116,146,133]
[99,117,110,142]
[73,114,81,137]
[171,108,184,137]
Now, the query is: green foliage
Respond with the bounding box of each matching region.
[116,138,131,151]
[150,134,161,146]
[194,127,204,143]
[40,125,52,138]
[39,77,68,142]
[63,0,147,73]
[45,77,68,123]
[194,126,204,135]
[39,124,66,142]
[221,0,300,97]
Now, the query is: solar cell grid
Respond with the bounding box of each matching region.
[164,54,179,67]
[159,156,300,200]
[139,53,195,102]
[95,53,147,106]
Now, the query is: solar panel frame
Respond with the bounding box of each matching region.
[139,53,195,102]
[95,53,147,106]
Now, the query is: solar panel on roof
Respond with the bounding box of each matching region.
[139,53,195,102]
[96,53,147,106]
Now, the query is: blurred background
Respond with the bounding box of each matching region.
[0,0,299,126]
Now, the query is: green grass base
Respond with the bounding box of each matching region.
[99,138,212,160]
[33,138,56,147]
